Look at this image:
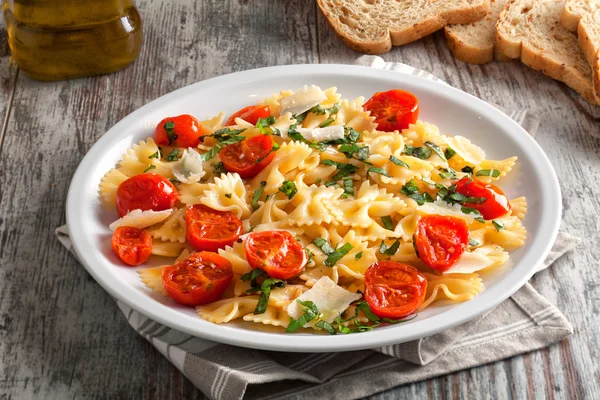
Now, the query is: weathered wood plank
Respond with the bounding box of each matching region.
[0,29,19,155]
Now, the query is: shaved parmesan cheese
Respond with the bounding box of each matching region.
[281,85,327,116]
[171,149,206,184]
[295,125,344,142]
[443,250,493,274]
[109,209,173,231]
[287,276,361,325]
[418,200,474,222]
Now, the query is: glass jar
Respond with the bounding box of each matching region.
[2,0,143,81]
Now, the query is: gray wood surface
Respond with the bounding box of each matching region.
[0,0,598,398]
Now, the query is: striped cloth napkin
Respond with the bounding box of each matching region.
[56,56,579,400]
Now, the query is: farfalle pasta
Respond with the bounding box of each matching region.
[100,85,527,334]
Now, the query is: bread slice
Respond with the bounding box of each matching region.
[496,0,598,105]
[444,0,511,64]
[560,0,600,103]
[316,0,488,54]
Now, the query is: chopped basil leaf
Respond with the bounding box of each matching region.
[367,166,391,177]
[199,146,219,162]
[312,237,335,255]
[401,179,419,195]
[255,142,279,163]
[438,167,457,180]
[338,144,369,161]
[305,248,314,264]
[293,112,307,124]
[410,192,434,206]
[148,151,160,159]
[286,300,319,332]
[357,302,380,322]
[492,220,505,231]
[225,193,232,199]
[164,121,177,145]
[468,238,480,247]
[342,177,354,198]
[255,116,277,135]
[241,268,268,287]
[199,135,246,162]
[324,243,353,267]
[315,178,322,184]
[251,181,266,211]
[309,102,340,117]
[143,165,156,173]
[461,206,486,223]
[203,127,246,142]
[319,117,335,128]
[461,166,474,175]
[169,178,181,185]
[324,180,340,188]
[381,215,394,230]
[252,278,285,314]
[444,147,456,160]
[402,145,432,159]
[322,159,359,180]
[315,320,337,334]
[278,180,297,199]
[425,141,447,161]
[389,155,410,169]
[354,251,363,260]
[476,169,501,178]
[164,121,175,130]
[356,146,370,161]
[211,161,227,175]
[165,149,180,162]
[379,240,400,256]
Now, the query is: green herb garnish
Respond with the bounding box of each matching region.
[250,278,285,315]
[165,149,180,162]
[319,117,335,128]
[381,216,394,230]
[444,147,456,160]
[164,121,177,145]
[251,181,267,211]
[379,240,400,256]
[278,181,297,199]
[389,155,410,169]
[211,161,227,175]
[355,251,363,260]
[402,145,432,159]
[468,238,480,247]
[312,237,335,255]
[286,300,320,332]
[148,151,160,159]
[492,220,505,231]
[367,166,391,177]
[143,165,156,173]
[324,243,353,267]
[476,169,501,178]
[425,141,447,161]
[322,159,359,180]
[315,320,336,334]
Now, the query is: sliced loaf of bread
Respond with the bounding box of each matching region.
[560,0,600,103]
[496,0,598,104]
[445,0,511,64]
[316,0,488,54]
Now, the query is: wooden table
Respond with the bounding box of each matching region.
[1,1,599,398]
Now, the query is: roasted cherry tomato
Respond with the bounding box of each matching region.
[244,231,307,280]
[186,204,243,252]
[363,89,419,132]
[154,114,205,148]
[364,261,427,319]
[111,226,152,266]
[225,105,271,126]
[454,177,511,220]
[116,173,179,217]
[161,252,233,306]
[219,134,276,179]
[414,215,468,272]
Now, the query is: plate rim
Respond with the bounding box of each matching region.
[66,64,561,352]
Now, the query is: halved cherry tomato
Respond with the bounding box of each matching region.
[116,173,179,217]
[364,261,427,319]
[161,251,233,306]
[219,134,276,179]
[244,231,307,280]
[111,226,152,266]
[414,215,468,272]
[154,114,205,148]
[363,90,419,132]
[225,105,271,126]
[454,177,511,220]
[186,204,243,252]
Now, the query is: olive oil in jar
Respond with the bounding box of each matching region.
[2,0,143,81]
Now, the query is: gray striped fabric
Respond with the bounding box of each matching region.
[55,57,579,400]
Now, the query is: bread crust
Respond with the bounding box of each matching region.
[496,0,598,105]
[444,29,494,64]
[316,0,488,55]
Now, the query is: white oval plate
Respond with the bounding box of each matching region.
[67,64,561,352]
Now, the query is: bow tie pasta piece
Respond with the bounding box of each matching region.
[217,241,252,276]
[146,207,187,243]
[249,141,313,195]
[180,172,252,219]
[473,157,518,184]
[243,305,292,328]
[335,97,377,133]
[483,216,527,249]
[286,182,345,227]
[199,111,225,135]
[444,134,487,170]
[509,197,527,220]
[247,196,291,228]
[138,265,169,296]
[150,239,191,257]
[420,273,484,310]
[268,285,309,308]
[196,296,260,324]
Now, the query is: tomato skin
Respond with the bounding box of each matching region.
[244,231,307,280]
[414,215,469,272]
[154,114,205,148]
[111,226,152,266]
[454,177,511,220]
[364,261,427,319]
[363,90,419,132]
[225,105,271,126]
[116,173,179,217]
[219,134,276,179]
[186,204,243,252]
[161,252,233,306]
